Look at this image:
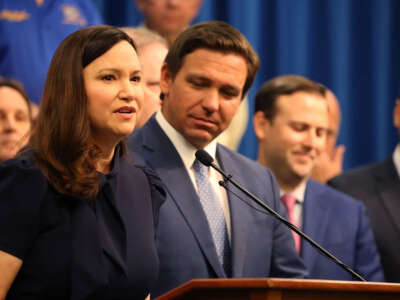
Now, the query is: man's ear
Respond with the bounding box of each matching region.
[393,99,400,130]
[160,63,172,98]
[253,111,269,140]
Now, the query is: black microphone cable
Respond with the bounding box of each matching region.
[195,149,366,282]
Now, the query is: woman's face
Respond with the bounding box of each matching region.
[0,86,31,162]
[83,40,143,150]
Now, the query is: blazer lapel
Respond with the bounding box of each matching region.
[301,180,330,272]
[374,159,400,236]
[216,145,251,277]
[138,118,226,277]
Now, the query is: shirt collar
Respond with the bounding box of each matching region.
[279,180,307,203]
[156,110,217,169]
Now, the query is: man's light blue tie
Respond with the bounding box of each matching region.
[193,159,231,276]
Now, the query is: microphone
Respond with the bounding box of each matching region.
[195,149,366,282]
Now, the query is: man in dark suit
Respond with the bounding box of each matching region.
[328,99,400,282]
[253,75,384,281]
[129,21,307,298]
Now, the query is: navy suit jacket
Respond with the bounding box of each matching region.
[129,116,307,297]
[329,158,400,282]
[301,179,384,281]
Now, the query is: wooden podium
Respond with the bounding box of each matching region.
[155,278,400,300]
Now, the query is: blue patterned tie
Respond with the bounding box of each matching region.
[193,159,231,276]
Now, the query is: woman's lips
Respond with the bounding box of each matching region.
[114,106,136,119]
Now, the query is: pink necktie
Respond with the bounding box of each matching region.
[280,194,301,253]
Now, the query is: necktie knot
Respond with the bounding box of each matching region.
[193,159,208,177]
[281,193,297,212]
[280,193,301,253]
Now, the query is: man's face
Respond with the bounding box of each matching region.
[136,41,168,128]
[0,86,31,162]
[160,48,247,148]
[325,90,341,154]
[254,91,328,185]
[136,0,202,36]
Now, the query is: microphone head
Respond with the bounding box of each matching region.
[195,149,214,167]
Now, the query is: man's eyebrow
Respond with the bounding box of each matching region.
[185,73,243,95]
[221,84,241,93]
[186,74,210,81]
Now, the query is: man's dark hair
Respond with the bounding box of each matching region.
[164,21,260,99]
[255,74,326,121]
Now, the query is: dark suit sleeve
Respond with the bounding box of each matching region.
[0,159,47,259]
[354,204,385,281]
[136,166,166,228]
[328,175,351,193]
[328,172,367,198]
[266,171,308,278]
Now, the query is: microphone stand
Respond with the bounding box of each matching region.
[206,160,366,282]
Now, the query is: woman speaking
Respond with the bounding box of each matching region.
[0,25,165,300]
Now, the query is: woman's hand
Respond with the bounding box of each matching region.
[0,250,22,299]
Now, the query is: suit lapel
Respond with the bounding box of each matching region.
[301,180,330,272]
[217,145,251,277]
[374,159,400,236]
[139,118,226,277]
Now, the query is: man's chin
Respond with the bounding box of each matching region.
[185,132,216,149]
[291,166,313,181]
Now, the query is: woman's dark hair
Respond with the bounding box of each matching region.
[29,25,137,200]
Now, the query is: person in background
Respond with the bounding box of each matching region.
[0,78,32,163]
[0,25,165,299]
[0,0,103,104]
[129,21,307,298]
[122,27,168,128]
[311,89,345,183]
[216,90,249,150]
[134,0,203,47]
[253,74,384,281]
[329,97,400,282]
